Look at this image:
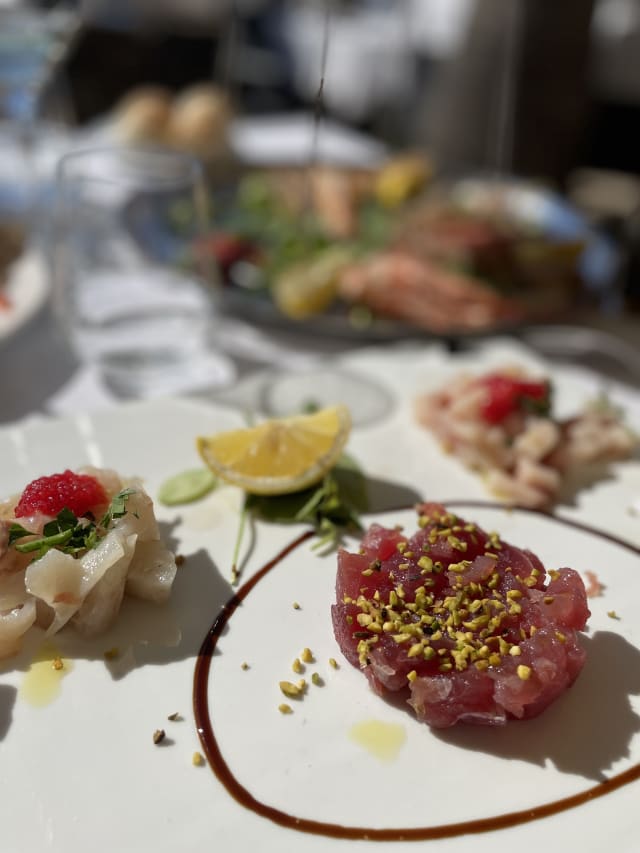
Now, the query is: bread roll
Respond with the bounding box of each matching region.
[114,86,172,144]
[167,84,232,161]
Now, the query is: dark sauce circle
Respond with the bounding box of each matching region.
[194,504,640,841]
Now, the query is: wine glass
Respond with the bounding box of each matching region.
[53,146,235,398]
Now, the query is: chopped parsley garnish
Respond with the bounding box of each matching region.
[9,488,135,562]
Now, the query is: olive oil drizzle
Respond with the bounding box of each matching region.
[193,503,640,841]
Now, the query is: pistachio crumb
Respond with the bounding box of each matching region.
[167,712,181,721]
[192,751,205,766]
[279,680,303,698]
[328,657,339,669]
[292,658,303,674]
[278,703,293,714]
[517,664,532,681]
[292,601,301,610]
[52,657,64,671]
[607,610,621,620]
[153,729,166,745]
[241,662,250,671]
[301,647,314,663]
[311,672,323,686]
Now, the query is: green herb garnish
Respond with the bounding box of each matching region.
[520,383,552,418]
[100,488,136,528]
[245,453,367,555]
[9,488,136,562]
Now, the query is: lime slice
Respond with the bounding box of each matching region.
[158,468,217,506]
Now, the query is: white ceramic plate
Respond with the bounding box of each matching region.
[1,346,640,853]
[0,252,49,342]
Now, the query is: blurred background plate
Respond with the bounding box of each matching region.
[213,172,621,341]
[450,176,622,305]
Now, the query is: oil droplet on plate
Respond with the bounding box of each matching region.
[348,719,406,763]
[19,644,73,707]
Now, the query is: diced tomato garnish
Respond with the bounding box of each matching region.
[14,470,108,518]
[479,374,550,424]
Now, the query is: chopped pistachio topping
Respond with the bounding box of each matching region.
[301,647,314,663]
[311,672,323,686]
[279,680,304,698]
[292,601,301,610]
[328,657,339,669]
[278,703,293,714]
[517,664,532,681]
[192,751,206,765]
[344,512,564,682]
[153,729,166,745]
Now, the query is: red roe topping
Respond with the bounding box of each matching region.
[14,470,108,519]
[478,374,551,424]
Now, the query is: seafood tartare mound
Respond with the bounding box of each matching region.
[0,468,177,659]
[415,369,636,508]
[332,503,589,728]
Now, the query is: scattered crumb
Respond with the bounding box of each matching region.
[192,751,205,766]
[292,658,303,674]
[52,657,64,671]
[328,657,339,669]
[230,566,239,585]
[103,647,120,660]
[311,672,323,686]
[301,647,314,664]
[292,601,301,610]
[585,570,604,598]
[627,500,640,517]
[175,554,186,567]
[240,661,250,671]
[167,712,181,722]
[278,703,293,714]
[607,610,621,620]
[279,680,304,698]
[153,729,166,745]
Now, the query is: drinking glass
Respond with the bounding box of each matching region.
[54,146,235,397]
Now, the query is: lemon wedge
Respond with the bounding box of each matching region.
[196,405,352,495]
